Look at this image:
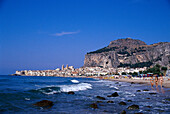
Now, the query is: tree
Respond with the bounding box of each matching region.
[122,72,126,75]
[161,67,167,76]
[132,72,138,76]
[139,71,143,74]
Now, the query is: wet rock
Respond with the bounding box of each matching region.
[165,98,170,101]
[96,96,106,100]
[146,106,152,108]
[131,82,135,84]
[97,101,103,103]
[107,100,114,103]
[107,92,119,97]
[90,103,98,109]
[127,100,132,102]
[68,91,75,94]
[33,100,53,108]
[136,90,141,92]
[115,82,119,84]
[121,110,126,114]
[149,92,157,95]
[127,104,139,110]
[119,101,126,105]
[143,89,149,91]
[146,98,150,99]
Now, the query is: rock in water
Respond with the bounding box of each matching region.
[127,100,132,102]
[33,100,53,108]
[121,110,126,114]
[107,92,119,97]
[143,89,149,91]
[119,101,127,105]
[96,96,106,100]
[68,91,75,94]
[149,92,157,95]
[90,103,98,109]
[136,90,141,92]
[107,101,114,103]
[131,82,135,84]
[127,104,139,110]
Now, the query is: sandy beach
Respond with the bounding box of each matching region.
[105,78,170,88]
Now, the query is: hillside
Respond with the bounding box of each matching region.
[84,38,170,68]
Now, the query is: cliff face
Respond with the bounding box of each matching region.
[84,38,170,68]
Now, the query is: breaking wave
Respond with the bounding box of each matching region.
[70,79,79,83]
[29,83,92,95]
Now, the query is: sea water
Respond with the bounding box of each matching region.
[0,75,170,114]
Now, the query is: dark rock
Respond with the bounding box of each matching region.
[127,104,139,110]
[68,91,75,94]
[149,92,157,95]
[131,82,135,84]
[33,100,53,108]
[96,96,106,100]
[119,85,121,86]
[146,106,152,108]
[146,98,150,99]
[121,110,126,114]
[136,90,141,92]
[107,101,114,103]
[90,103,98,109]
[127,100,132,102]
[143,89,149,91]
[135,113,143,114]
[119,101,127,105]
[107,92,119,97]
[165,98,170,101]
[103,110,108,112]
[115,82,119,84]
[97,101,103,103]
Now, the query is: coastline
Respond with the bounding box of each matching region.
[11,74,170,88]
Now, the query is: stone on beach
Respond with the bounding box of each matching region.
[143,89,149,91]
[33,100,53,108]
[136,90,141,92]
[107,92,119,97]
[127,104,139,110]
[127,100,132,102]
[149,92,157,95]
[96,96,106,100]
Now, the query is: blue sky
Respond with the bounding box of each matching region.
[0,0,170,74]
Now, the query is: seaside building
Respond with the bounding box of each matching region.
[62,65,64,70]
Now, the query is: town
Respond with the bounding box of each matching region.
[15,64,149,77]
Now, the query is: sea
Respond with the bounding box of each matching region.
[0,75,170,114]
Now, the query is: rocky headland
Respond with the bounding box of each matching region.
[84,38,170,68]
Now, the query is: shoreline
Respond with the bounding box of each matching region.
[11,74,170,88]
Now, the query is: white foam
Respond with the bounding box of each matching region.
[60,83,92,92]
[71,79,79,83]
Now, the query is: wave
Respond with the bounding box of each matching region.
[29,83,92,95]
[60,83,92,92]
[70,79,79,83]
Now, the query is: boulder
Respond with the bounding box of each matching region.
[97,101,103,103]
[136,90,141,92]
[131,82,135,84]
[146,98,150,99]
[165,98,170,101]
[107,92,119,97]
[143,89,149,91]
[146,106,152,108]
[107,101,114,103]
[33,100,53,108]
[149,93,157,95]
[121,110,126,114]
[119,101,127,105]
[68,91,75,94]
[96,96,106,100]
[127,100,132,102]
[90,103,98,109]
[127,104,139,110]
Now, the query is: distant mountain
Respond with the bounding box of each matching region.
[84,38,170,68]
